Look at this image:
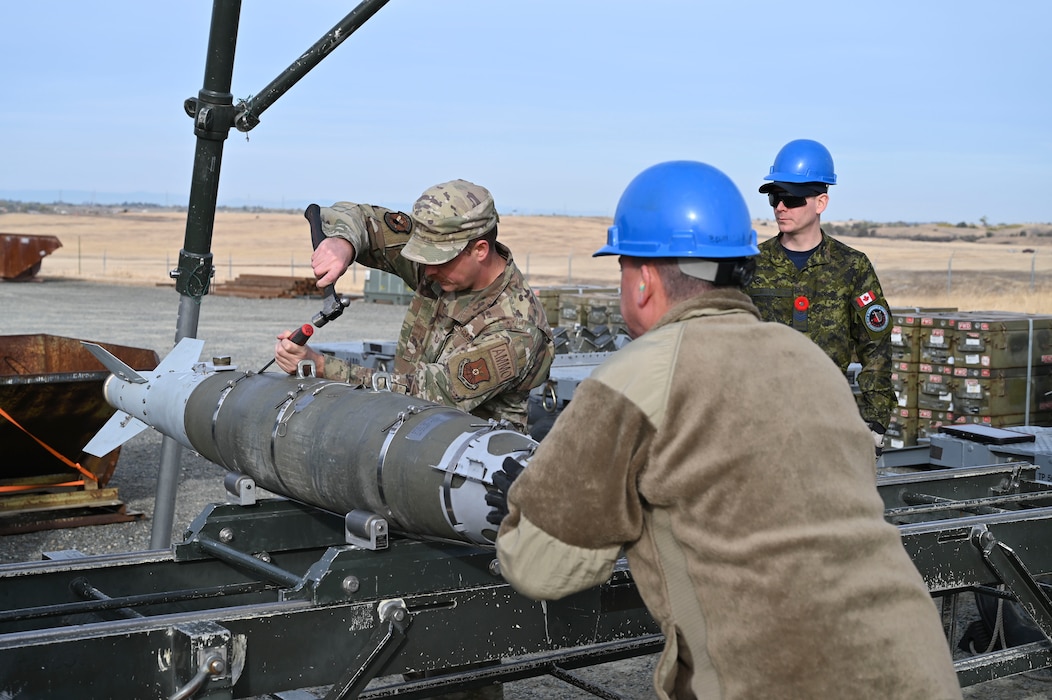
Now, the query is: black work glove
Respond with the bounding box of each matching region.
[486,457,526,526]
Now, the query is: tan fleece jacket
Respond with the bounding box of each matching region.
[497,289,961,700]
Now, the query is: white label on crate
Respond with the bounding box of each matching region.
[898,395,908,407]
[982,355,991,367]
[964,337,981,346]
[929,331,945,346]
[940,392,953,401]
[965,354,981,365]
[891,331,902,343]
[966,380,981,395]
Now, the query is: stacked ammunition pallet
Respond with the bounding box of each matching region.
[533,286,625,353]
[887,308,1052,448]
[533,286,618,326]
[555,288,625,353]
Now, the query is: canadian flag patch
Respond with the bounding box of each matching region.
[855,290,875,307]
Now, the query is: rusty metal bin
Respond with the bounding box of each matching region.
[0,334,159,533]
[0,233,63,280]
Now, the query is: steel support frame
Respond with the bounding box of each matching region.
[6,466,1052,695]
[0,500,659,698]
[882,464,1052,686]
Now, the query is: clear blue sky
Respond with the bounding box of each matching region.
[2,1,1049,224]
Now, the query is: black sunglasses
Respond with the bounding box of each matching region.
[768,192,809,209]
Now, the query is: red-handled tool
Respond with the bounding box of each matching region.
[287,323,314,346]
[258,323,313,373]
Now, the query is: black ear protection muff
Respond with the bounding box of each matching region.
[712,257,756,287]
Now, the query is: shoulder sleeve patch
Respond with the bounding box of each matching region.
[447,337,519,400]
[383,211,413,235]
[863,303,891,334]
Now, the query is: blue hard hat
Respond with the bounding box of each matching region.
[764,139,837,185]
[594,161,759,259]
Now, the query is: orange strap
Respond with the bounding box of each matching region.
[0,406,99,482]
[0,480,85,493]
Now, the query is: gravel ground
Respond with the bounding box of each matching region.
[1,278,1050,699]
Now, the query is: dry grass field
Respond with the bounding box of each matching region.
[4,208,1052,314]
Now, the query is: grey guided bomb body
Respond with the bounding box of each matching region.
[83,338,535,546]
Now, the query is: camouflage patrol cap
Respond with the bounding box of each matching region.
[401,179,499,264]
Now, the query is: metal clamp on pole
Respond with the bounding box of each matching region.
[346,509,388,550]
[169,249,215,299]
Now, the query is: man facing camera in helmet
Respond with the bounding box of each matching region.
[744,139,896,454]
[487,161,961,700]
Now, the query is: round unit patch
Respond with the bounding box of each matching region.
[865,303,890,333]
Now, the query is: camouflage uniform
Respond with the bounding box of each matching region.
[744,231,895,430]
[317,181,554,433]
